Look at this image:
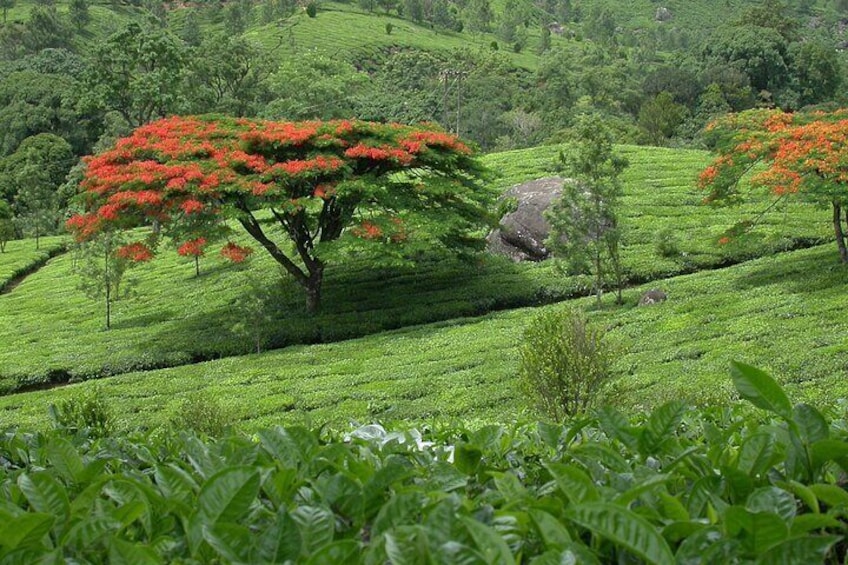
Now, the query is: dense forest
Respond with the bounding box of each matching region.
[0,0,847,244]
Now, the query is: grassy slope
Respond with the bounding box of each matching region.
[0,236,67,291]
[0,144,831,392]
[1,243,845,432]
[244,3,545,70]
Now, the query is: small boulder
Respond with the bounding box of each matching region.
[638,289,667,306]
[486,177,564,262]
[655,6,672,22]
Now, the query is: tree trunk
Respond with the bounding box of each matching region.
[105,243,111,330]
[304,264,324,313]
[833,202,848,263]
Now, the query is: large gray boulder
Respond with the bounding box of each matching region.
[487,177,564,262]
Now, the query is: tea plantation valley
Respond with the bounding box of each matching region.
[2,0,848,562]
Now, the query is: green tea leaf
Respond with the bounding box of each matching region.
[108,537,162,565]
[724,506,788,554]
[755,535,840,565]
[188,466,260,554]
[461,516,517,565]
[640,401,687,454]
[564,502,674,565]
[305,540,359,564]
[737,432,780,477]
[46,437,85,484]
[528,508,572,550]
[202,523,252,564]
[810,439,848,472]
[545,463,599,504]
[256,507,302,563]
[17,472,69,519]
[790,514,842,536]
[809,484,848,508]
[792,404,829,444]
[384,525,430,565]
[454,443,483,475]
[0,512,53,550]
[374,493,424,537]
[291,505,335,555]
[63,515,122,549]
[730,362,792,420]
[746,487,796,522]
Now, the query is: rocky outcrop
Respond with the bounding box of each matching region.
[487,177,564,262]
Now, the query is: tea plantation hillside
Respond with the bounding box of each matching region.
[1,243,846,432]
[0,144,831,394]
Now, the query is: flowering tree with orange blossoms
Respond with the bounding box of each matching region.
[699,108,848,263]
[67,116,491,311]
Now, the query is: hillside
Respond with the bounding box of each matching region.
[0,143,831,394]
[1,243,845,432]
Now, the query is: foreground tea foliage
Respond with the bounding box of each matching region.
[1,365,846,563]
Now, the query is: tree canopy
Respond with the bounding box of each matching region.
[68,116,492,311]
[699,109,848,262]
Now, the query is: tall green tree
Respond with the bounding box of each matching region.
[702,25,790,96]
[790,40,841,108]
[187,34,272,117]
[0,200,13,252]
[68,0,90,31]
[84,23,186,128]
[638,91,687,146]
[23,6,71,53]
[546,115,628,305]
[6,133,74,248]
[265,51,368,120]
[0,70,94,157]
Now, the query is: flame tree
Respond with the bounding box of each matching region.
[699,109,848,263]
[67,116,492,311]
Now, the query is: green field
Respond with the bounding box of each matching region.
[0,144,832,395]
[1,243,845,432]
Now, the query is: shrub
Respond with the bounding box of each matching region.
[168,392,236,436]
[519,308,615,420]
[655,227,681,258]
[306,1,317,17]
[48,387,113,437]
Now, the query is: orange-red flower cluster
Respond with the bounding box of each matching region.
[220,242,253,263]
[65,214,102,241]
[400,131,470,154]
[180,199,204,214]
[116,242,154,262]
[344,144,415,165]
[177,237,207,257]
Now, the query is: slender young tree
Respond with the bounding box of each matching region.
[546,115,628,306]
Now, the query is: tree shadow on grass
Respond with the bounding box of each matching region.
[733,245,848,294]
[130,252,574,373]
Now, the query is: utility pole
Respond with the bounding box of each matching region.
[439,68,469,136]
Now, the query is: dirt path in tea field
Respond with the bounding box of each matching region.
[0,245,69,295]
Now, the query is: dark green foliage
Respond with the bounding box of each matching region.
[68,0,90,31]
[84,23,186,128]
[519,308,615,419]
[0,200,12,252]
[2,365,847,562]
[306,1,317,17]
